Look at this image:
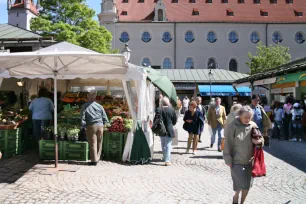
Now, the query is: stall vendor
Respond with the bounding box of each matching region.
[80,91,109,166]
[29,88,54,142]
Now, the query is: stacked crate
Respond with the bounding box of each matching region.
[103,132,126,162]
[39,140,63,160]
[0,129,20,158]
[62,141,89,161]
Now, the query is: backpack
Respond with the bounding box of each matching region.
[152,108,168,136]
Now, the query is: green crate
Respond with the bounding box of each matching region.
[0,129,20,159]
[39,140,63,160]
[103,132,125,162]
[62,141,88,161]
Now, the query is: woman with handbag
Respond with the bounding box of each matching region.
[183,101,204,155]
[223,106,264,204]
[153,97,177,166]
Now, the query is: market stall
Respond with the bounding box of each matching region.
[0,42,160,166]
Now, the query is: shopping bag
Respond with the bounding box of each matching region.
[220,137,225,150]
[252,147,266,177]
[172,127,178,146]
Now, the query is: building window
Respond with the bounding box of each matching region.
[227,9,234,16]
[190,0,196,3]
[206,0,212,3]
[222,0,228,3]
[172,0,178,3]
[163,58,172,69]
[158,9,163,21]
[119,32,129,43]
[208,58,217,69]
[270,0,277,4]
[142,58,151,67]
[192,8,199,15]
[295,10,303,17]
[207,31,217,43]
[162,32,172,43]
[286,0,293,4]
[260,9,268,16]
[229,31,239,43]
[142,32,152,43]
[123,0,128,3]
[185,58,194,69]
[138,0,144,2]
[185,31,195,43]
[250,32,260,43]
[122,11,128,15]
[238,0,245,3]
[272,31,283,43]
[295,32,305,44]
[229,59,238,72]
[253,0,260,4]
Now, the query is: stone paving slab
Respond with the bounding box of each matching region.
[0,116,306,204]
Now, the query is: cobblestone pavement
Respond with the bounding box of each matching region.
[1,117,306,204]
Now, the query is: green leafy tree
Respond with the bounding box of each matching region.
[246,43,291,74]
[31,0,113,53]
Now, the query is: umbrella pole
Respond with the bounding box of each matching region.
[54,72,58,168]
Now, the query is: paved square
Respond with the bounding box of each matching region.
[0,117,306,204]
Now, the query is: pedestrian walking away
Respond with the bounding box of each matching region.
[153,97,177,166]
[182,96,190,114]
[291,102,304,142]
[223,106,264,204]
[273,102,283,140]
[29,87,54,143]
[196,97,206,143]
[207,97,226,152]
[282,96,294,141]
[183,101,204,155]
[250,95,272,139]
[80,91,109,166]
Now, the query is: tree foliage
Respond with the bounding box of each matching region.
[246,43,291,75]
[31,0,113,53]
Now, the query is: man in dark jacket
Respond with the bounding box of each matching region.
[196,97,206,143]
[154,97,177,166]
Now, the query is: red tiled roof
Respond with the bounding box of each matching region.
[116,0,306,23]
[11,0,38,15]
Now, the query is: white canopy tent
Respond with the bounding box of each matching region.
[0,42,154,166]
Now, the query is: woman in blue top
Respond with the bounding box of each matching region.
[183,101,204,155]
[29,88,54,141]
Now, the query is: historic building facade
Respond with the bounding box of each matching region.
[98,0,306,73]
[7,0,39,30]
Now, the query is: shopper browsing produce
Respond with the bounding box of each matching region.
[29,88,54,141]
[80,91,109,166]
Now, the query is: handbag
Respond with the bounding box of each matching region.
[252,147,266,177]
[251,127,266,177]
[152,108,168,136]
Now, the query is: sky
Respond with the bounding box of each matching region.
[0,0,101,23]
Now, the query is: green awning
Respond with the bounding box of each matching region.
[276,71,306,84]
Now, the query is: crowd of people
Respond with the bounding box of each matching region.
[154,94,272,204]
[271,96,306,142]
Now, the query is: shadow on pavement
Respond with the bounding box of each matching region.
[0,150,39,184]
[190,155,223,159]
[264,139,306,173]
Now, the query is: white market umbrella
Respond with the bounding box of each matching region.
[0,42,129,167]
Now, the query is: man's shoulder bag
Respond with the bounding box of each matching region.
[152,108,168,136]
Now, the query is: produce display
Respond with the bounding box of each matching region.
[105,116,133,133]
[0,107,29,130]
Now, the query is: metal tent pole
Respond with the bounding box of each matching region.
[53,59,58,168]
